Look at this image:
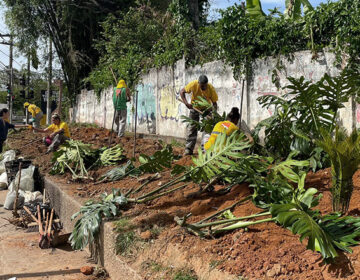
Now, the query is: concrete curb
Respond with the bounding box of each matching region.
[44,177,142,280]
[44,177,238,280]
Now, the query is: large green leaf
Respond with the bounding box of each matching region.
[246,0,266,18]
[69,189,128,250]
[191,132,252,183]
[284,0,313,19]
[271,202,338,259]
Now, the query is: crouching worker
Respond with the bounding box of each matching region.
[24,102,43,128]
[204,107,253,151]
[204,107,240,151]
[32,113,70,153]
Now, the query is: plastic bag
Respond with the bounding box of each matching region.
[8,165,35,193]
[0,172,7,190]
[4,190,24,210]
[23,191,43,203]
[0,150,16,174]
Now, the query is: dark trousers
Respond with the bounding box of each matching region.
[185,109,200,153]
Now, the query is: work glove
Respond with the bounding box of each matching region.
[28,125,33,131]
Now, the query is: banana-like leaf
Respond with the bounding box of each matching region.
[69,189,128,250]
[246,0,266,19]
[284,0,313,19]
[100,145,125,166]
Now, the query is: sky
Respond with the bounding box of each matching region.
[0,0,334,72]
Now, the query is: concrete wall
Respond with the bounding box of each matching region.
[72,51,356,138]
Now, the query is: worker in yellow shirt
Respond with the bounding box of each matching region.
[180,75,218,155]
[24,102,43,128]
[204,107,240,151]
[32,113,71,153]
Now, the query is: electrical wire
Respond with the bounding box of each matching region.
[0,48,23,67]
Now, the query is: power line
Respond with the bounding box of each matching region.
[0,48,22,67]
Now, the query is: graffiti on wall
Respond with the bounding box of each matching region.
[134,84,156,134]
[159,82,186,121]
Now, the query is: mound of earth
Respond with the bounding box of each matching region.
[7,125,360,279]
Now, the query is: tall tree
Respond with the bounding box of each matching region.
[3,0,136,102]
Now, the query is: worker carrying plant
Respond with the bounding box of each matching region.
[180,75,218,155]
[24,102,43,128]
[32,113,70,153]
[203,107,240,151]
[113,79,131,137]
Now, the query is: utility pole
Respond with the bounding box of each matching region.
[46,38,52,124]
[9,36,13,123]
[26,52,30,124]
[58,79,63,117]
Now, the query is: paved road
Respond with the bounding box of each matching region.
[0,190,93,280]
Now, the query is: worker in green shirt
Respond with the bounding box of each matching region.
[113,79,131,137]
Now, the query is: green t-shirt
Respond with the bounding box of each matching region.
[113,87,127,111]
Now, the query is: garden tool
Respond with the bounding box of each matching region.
[108,66,119,147]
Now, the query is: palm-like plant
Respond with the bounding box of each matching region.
[316,128,360,214]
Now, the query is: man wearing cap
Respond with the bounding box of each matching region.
[33,113,70,153]
[24,102,43,128]
[113,79,131,137]
[179,75,218,155]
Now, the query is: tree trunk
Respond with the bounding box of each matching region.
[188,0,199,30]
[332,176,353,214]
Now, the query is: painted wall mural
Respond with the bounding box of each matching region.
[135,84,156,134]
[159,82,185,121]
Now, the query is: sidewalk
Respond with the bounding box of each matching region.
[0,190,93,280]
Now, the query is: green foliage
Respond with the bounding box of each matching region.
[87,1,214,94]
[4,0,138,98]
[220,4,307,76]
[114,218,138,256]
[316,128,360,214]
[69,189,128,250]
[138,145,177,173]
[254,67,360,169]
[246,0,265,18]
[181,97,226,134]
[284,0,313,20]
[191,132,252,183]
[173,269,198,280]
[271,188,360,260]
[50,139,96,180]
[219,0,360,78]
[99,160,140,182]
[99,145,125,166]
[99,144,177,182]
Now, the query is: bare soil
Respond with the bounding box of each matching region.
[7,126,360,280]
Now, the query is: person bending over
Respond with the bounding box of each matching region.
[204,107,240,151]
[24,102,43,128]
[180,75,218,155]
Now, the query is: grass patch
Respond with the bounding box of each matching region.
[171,139,185,148]
[114,218,139,256]
[173,269,197,280]
[209,259,224,270]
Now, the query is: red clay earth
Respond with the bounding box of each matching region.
[7,126,360,280]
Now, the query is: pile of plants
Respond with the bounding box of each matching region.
[50,140,124,180]
[180,96,227,134]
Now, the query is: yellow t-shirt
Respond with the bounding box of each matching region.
[204,121,238,150]
[28,104,42,117]
[184,80,218,105]
[47,121,71,138]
